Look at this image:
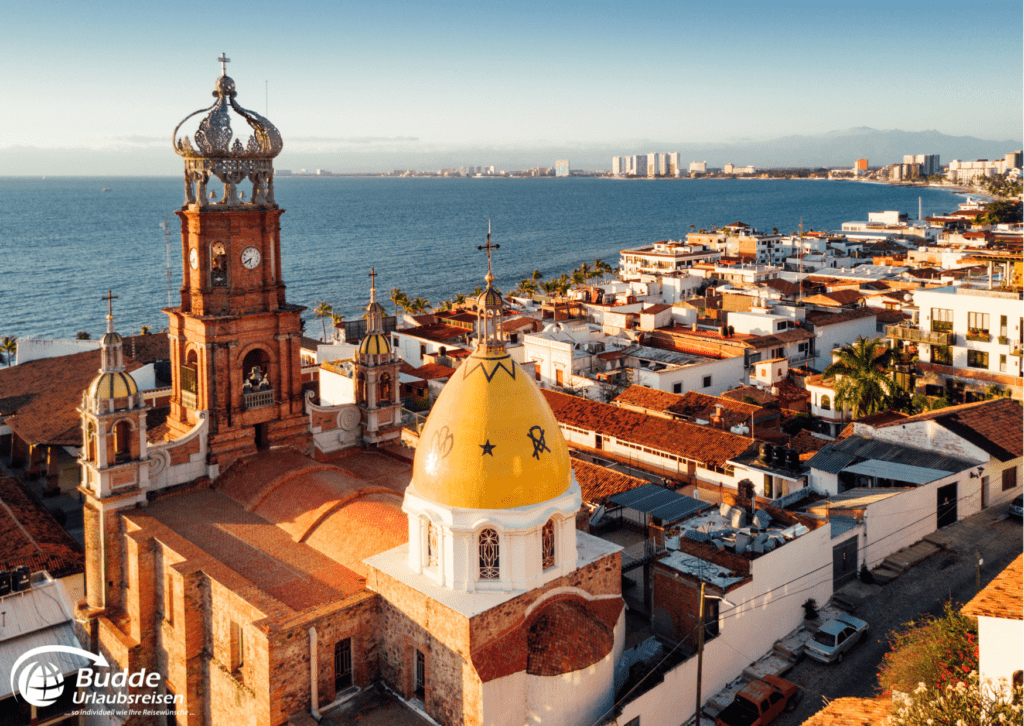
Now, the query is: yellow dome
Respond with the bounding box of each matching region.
[411,347,571,509]
[359,333,392,356]
[88,371,139,399]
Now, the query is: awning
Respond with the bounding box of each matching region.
[841,459,952,485]
[608,483,712,523]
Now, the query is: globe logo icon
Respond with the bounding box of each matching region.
[19,660,65,707]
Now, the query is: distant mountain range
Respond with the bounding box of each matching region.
[1,127,1020,175]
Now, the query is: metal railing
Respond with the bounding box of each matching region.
[884,325,953,346]
[243,389,275,411]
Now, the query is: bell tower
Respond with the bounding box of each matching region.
[164,55,308,470]
[355,268,402,445]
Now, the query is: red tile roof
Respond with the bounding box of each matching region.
[805,308,877,327]
[962,555,1022,621]
[0,347,148,446]
[407,363,456,380]
[0,476,84,578]
[400,323,470,343]
[571,460,647,504]
[800,697,891,726]
[874,398,1023,462]
[642,304,672,315]
[542,390,754,467]
[612,385,682,413]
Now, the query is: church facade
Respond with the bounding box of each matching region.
[77,61,623,726]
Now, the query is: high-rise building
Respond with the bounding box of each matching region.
[689,161,707,174]
[855,159,868,171]
[555,160,570,177]
[903,154,939,176]
[668,152,680,176]
[647,152,658,177]
[612,156,624,175]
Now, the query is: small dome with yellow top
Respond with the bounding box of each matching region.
[87,290,140,404]
[358,268,392,356]
[410,225,571,510]
[88,371,139,399]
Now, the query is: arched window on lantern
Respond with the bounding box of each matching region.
[425,518,439,572]
[542,518,556,570]
[113,420,131,463]
[379,372,392,405]
[86,423,97,462]
[478,528,500,580]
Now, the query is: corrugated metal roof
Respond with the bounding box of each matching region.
[842,460,952,485]
[0,579,75,641]
[807,435,977,476]
[659,550,746,588]
[830,516,859,539]
[609,483,711,523]
[0,623,89,699]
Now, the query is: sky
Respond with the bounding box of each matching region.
[1,0,1021,174]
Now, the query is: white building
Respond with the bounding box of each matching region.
[961,555,1022,702]
[619,241,722,280]
[612,156,624,176]
[689,161,707,174]
[804,308,878,371]
[897,284,1023,399]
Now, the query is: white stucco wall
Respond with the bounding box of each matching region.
[811,315,878,370]
[319,367,356,406]
[977,615,1023,698]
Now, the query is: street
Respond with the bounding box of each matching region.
[774,503,1023,726]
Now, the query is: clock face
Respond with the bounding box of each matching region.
[189,248,199,270]
[241,246,262,269]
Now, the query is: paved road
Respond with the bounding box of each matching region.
[774,503,1022,726]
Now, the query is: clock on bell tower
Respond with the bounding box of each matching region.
[163,57,309,470]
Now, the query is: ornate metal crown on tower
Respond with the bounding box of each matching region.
[173,54,282,209]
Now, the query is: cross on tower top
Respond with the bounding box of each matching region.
[217,53,231,76]
[477,220,500,283]
[101,290,118,319]
[368,267,378,290]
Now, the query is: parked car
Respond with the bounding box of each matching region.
[1009,494,1023,520]
[714,675,801,726]
[805,613,869,664]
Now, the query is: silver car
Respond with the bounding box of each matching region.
[806,613,869,664]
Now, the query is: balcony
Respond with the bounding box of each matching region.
[885,325,953,346]
[965,330,991,343]
[243,389,275,411]
[1012,342,1023,358]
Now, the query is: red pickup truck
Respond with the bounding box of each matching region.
[714,675,801,726]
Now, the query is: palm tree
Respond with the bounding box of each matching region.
[530,270,543,284]
[313,301,333,342]
[453,293,467,307]
[823,336,897,419]
[406,297,432,315]
[436,299,454,312]
[330,313,344,340]
[389,288,408,318]
[593,259,613,282]
[1,336,16,367]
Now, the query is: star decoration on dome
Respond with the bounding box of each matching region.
[480,440,496,457]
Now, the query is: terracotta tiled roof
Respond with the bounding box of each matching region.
[962,555,1023,621]
[571,460,647,504]
[0,476,84,578]
[542,390,754,468]
[805,308,877,327]
[120,334,170,364]
[0,348,146,447]
[854,411,907,426]
[803,290,864,307]
[874,398,1023,462]
[400,323,470,343]
[613,385,682,413]
[301,336,324,351]
[666,391,764,427]
[407,363,456,380]
[800,697,891,726]
[874,309,910,324]
[788,429,831,458]
[745,328,816,349]
[642,304,672,314]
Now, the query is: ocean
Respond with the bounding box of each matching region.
[0,176,963,341]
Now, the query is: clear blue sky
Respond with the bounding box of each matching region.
[1,0,1020,172]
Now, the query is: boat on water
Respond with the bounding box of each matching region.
[102,188,112,192]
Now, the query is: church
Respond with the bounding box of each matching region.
[77,60,624,726]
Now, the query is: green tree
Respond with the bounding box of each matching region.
[76,331,91,340]
[1,336,16,367]
[313,301,333,342]
[406,297,431,315]
[878,602,977,697]
[389,288,408,319]
[330,313,344,340]
[823,336,897,418]
[140,326,152,335]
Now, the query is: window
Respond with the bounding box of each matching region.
[967,350,989,369]
[542,519,556,570]
[703,597,720,639]
[1000,354,1007,373]
[334,639,352,691]
[777,322,787,331]
[673,382,682,394]
[820,394,831,411]
[211,242,227,287]
[414,650,426,701]
[703,375,712,388]
[1000,315,1008,337]
[1003,467,1017,492]
[930,308,953,333]
[478,528,500,580]
[932,345,952,365]
[230,621,245,675]
[967,312,990,339]
[165,577,174,624]
[426,520,438,571]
